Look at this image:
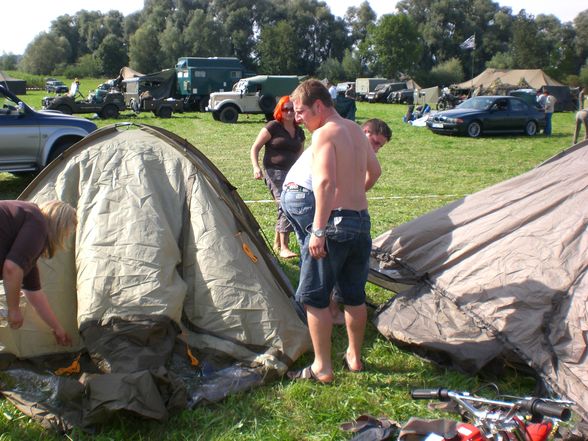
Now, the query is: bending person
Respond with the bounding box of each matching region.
[1,200,76,345]
[250,96,305,258]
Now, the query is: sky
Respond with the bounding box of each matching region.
[1,0,586,55]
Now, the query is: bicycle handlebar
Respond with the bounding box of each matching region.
[411,388,450,401]
[410,388,571,421]
[520,398,571,421]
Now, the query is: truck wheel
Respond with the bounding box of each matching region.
[212,111,220,121]
[199,97,209,112]
[157,106,173,118]
[258,95,276,114]
[219,106,239,123]
[99,104,119,119]
[56,105,72,115]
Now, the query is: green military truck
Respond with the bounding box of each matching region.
[207,75,301,123]
[176,57,253,111]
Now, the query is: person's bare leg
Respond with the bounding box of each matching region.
[279,232,298,258]
[329,295,345,325]
[306,305,335,382]
[344,304,367,372]
[273,232,280,253]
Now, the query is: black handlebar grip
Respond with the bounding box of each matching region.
[411,388,450,401]
[521,398,572,421]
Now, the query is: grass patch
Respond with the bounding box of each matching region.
[0,88,578,439]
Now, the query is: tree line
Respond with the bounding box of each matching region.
[1,0,587,89]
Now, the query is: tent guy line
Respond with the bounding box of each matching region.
[243,195,465,204]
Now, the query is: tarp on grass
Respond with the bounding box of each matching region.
[369,139,588,422]
[0,123,311,431]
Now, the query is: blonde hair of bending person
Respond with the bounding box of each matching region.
[38,200,77,258]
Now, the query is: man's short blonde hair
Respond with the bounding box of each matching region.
[291,79,333,108]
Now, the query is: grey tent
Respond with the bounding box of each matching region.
[369,140,588,422]
[0,123,311,431]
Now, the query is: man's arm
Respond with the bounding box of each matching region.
[310,129,336,259]
[365,146,382,191]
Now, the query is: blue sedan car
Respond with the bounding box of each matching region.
[426,96,546,138]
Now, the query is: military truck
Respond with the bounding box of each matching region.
[207,75,300,123]
[42,87,126,119]
[175,57,253,111]
[122,69,183,118]
[355,78,390,101]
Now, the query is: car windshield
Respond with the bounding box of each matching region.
[457,97,496,110]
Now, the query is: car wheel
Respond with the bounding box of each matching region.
[466,121,482,138]
[157,106,173,118]
[219,106,239,123]
[56,105,72,115]
[99,104,119,119]
[48,139,77,163]
[212,111,220,121]
[524,120,538,136]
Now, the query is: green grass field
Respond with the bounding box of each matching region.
[0,86,578,440]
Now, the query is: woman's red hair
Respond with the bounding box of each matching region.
[273,95,294,123]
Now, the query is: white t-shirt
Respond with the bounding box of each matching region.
[283,148,312,191]
[329,85,337,100]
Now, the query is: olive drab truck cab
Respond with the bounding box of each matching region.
[206,75,301,123]
[176,57,253,111]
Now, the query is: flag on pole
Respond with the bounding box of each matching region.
[460,34,476,50]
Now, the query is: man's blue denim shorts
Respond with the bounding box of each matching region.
[296,209,371,308]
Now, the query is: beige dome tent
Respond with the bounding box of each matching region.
[369,140,588,424]
[0,123,311,431]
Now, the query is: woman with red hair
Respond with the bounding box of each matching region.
[250,96,305,258]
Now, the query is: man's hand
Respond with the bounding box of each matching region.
[8,306,24,329]
[52,326,73,346]
[309,235,327,259]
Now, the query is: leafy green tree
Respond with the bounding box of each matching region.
[427,57,464,87]
[128,24,163,73]
[95,35,129,77]
[573,10,588,64]
[19,33,70,75]
[257,21,300,74]
[182,9,231,59]
[50,15,80,63]
[510,11,549,69]
[344,1,377,48]
[486,51,514,69]
[0,53,18,70]
[316,57,345,83]
[341,49,363,80]
[363,13,423,79]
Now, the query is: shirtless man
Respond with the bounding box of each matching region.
[287,79,381,383]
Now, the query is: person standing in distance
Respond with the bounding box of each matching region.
[1,200,75,345]
[287,79,381,383]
